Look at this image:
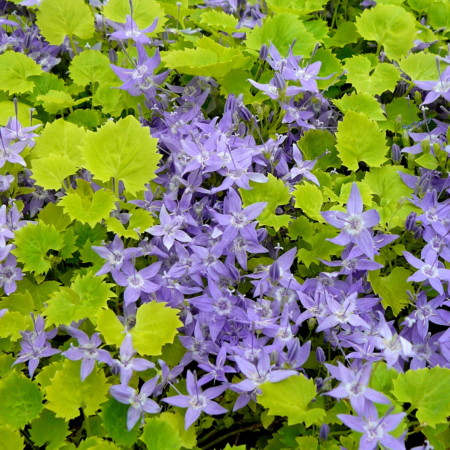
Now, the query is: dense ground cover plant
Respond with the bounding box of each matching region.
[0,0,450,448]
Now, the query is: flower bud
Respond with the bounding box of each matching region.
[108,48,118,64]
[405,212,417,231]
[273,73,285,90]
[315,347,326,364]
[391,143,402,163]
[319,424,330,441]
[259,44,268,60]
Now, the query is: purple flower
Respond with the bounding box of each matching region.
[403,250,450,295]
[163,370,228,429]
[108,16,158,44]
[338,404,406,450]
[62,329,113,381]
[321,183,380,259]
[0,254,23,295]
[415,66,450,105]
[110,375,161,430]
[325,362,390,414]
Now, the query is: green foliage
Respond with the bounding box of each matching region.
[369,267,413,315]
[0,51,43,95]
[36,90,75,114]
[336,111,388,171]
[392,367,450,427]
[266,0,327,14]
[0,426,24,450]
[258,375,325,427]
[12,223,64,275]
[31,155,78,190]
[101,399,140,447]
[344,56,399,96]
[141,412,197,449]
[130,301,182,356]
[105,209,154,239]
[293,183,324,223]
[36,0,95,45]
[0,372,43,429]
[355,4,416,60]
[334,92,386,121]
[44,360,110,420]
[95,308,126,347]
[297,227,341,267]
[0,311,30,341]
[82,116,161,196]
[29,409,70,450]
[324,22,360,47]
[44,272,115,326]
[69,50,119,87]
[245,14,317,56]
[399,52,442,81]
[39,203,72,231]
[298,129,340,170]
[59,180,117,227]
[200,9,238,34]
[240,174,291,230]
[162,36,253,79]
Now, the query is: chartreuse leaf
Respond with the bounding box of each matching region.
[344,55,399,96]
[293,183,324,223]
[39,203,72,231]
[141,412,197,449]
[220,69,255,105]
[0,311,30,341]
[44,360,110,421]
[103,0,166,32]
[334,92,386,121]
[101,399,140,447]
[0,100,32,126]
[32,118,86,166]
[364,165,414,229]
[379,97,420,132]
[392,367,450,427]
[70,50,119,87]
[67,109,102,129]
[324,22,360,47]
[368,267,413,315]
[310,48,342,90]
[31,155,78,190]
[82,116,161,196]
[246,14,317,56]
[161,36,253,79]
[36,0,95,45]
[258,375,325,427]
[0,372,43,429]
[105,209,154,239]
[78,438,120,449]
[355,4,416,60]
[200,9,238,34]
[29,409,70,450]
[336,111,388,171]
[239,174,291,231]
[130,301,182,356]
[59,180,117,227]
[266,0,327,14]
[399,53,442,82]
[0,51,43,95]
[369,362,398,396]
[36,90,75,114]
[423,423,450,450]
[96,309,126,347]
[0,290,34,315]
[0,426,23,450]
[44,272,115,326]
[12,223,63,275]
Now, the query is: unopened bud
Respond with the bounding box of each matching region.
[405,212,417,231]
[259,44,268,60]
[391,143,402,162]
[315,347,326,364]
[108,48,118,64]
[238,104,252,122]
[273,73,285,90]
[319,424,330,441]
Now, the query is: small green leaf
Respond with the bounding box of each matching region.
[336,111,388,171]
[200,9,238,33]
[69,50,119,87]
[297,228,341,267]
[258,375,325,427]
[29,409,70,450]
[0,426,24,450]
[82,116,161,196]
[399,52,441,81]
[334,92,386,121]
[59,181,117,227]
[310,48,343,90]
[0,51,43,95]
[355,4,416,60]
[130,301,182,356]
[392,367,450,427]
[415,153,439,170]
[96,309,126,347]
[344,55,400,96]
[0,311,29,341]
[31,155,78,190]
[324,22,360,47]
[265,0,327,15]
[140,416,184,450]
[298,129,340,170]
[45,360,110,421]
[39,203,72,231]
[368,267,413,315]
[44,272,115,326]
[293,183,324,223]
[36,90,75,114]
[240,174,291,231]
[36,0,95,45]
[67,109,102,129]
[101,399,140,447]
[12,223,63,275]
[246,13,318,56]
[0,372,43,429]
